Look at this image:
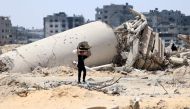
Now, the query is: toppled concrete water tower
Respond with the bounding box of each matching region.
[0,9,166,73]
[0,21,118,72]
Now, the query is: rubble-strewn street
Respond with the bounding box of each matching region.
[0,62,190,109]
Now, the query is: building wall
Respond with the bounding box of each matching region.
[44,12,84,37]
[144,8,184,29]
[0,16,13,45]
[95,3,134,27]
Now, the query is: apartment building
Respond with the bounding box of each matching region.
[44,12,84,37]
[0,16,13,45]
[95,3,134,27]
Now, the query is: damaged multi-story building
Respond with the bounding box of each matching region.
[95,3,134,27]
[0,16,13,45]
[11,26,43,44]
[144,8,190,47]
[44,12,85,37]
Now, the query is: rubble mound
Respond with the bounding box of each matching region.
[0,44,22,53]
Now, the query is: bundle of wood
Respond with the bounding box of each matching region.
[77,41,91,57]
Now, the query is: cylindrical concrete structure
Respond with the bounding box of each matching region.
[0,21,118,72]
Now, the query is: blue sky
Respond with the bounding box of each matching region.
[0,0,189,29]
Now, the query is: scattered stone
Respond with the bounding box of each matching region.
[102,89,108,94]
[164,92,168,95]
[165,69,173,74]
[150,94,155,97]
[157,100,165,105]
[156,100,167,109]
[28,88,37,91]
[72,95,79,98]
[121,71,128,75]
[87,78,95,81]
[147,83,151,86]
[16,89,28,97]
[68,73,74,76]
[110,106,120,109]
[129,97,141,109]
[43,72,49,76]
[86,107,106,109]
[111,89,120,95]
[123,67,133,73]
[154,83,158,86]
[174,89,181,94]
[141,77,148,79]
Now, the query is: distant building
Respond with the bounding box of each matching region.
[44,12,84,37]
[95,3,134,27]
[144,8,190,47]
[144,8,185,31]
[27,29,44,43]
[12,26,28,44]
[159,33,183,47]
[0,16,13,45]
[12,26,43,44]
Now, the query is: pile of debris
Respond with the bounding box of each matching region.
[114,9,166,71]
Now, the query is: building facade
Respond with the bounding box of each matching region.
[44,12,84,37]
[144,8,190,47]
[95,3,134,27]
[12,26,28,44]
[12,26,43,44]
[0,16,13,45]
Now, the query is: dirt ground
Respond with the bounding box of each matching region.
[0,44,190,109]
[0,85,190,109]
[0,67,190,109]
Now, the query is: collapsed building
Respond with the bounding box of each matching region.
[0,9,185,73]
[113,9,166,71]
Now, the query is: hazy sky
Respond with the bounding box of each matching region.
[0,0,189,29]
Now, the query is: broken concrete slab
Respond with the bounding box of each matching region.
[113,9,166,71]
[169,57,188,66]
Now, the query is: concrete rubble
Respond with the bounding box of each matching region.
[162,34,190,67]
[114,9,166,71]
